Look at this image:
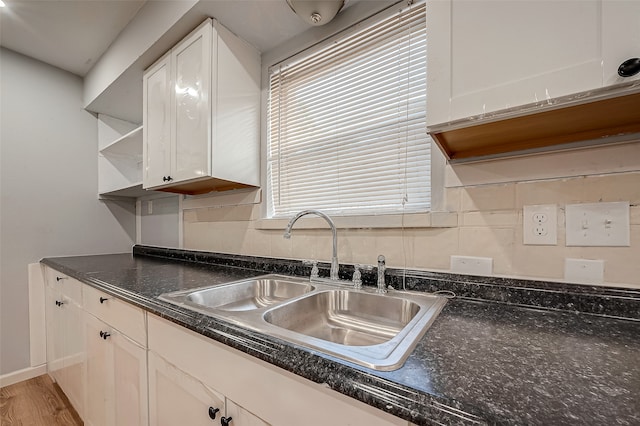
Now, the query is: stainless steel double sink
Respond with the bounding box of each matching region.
[159,274,447,371]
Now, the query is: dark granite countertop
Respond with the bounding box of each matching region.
[41,248,640,425]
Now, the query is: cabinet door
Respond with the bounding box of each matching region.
[602,0,640,86]
[225,399,270,426]
[427,0,602,124]
[45,284,64,383]
[112,328,148,426]
[148,351,225,426]
[85,313,113,426]
[60,297,85,419]
[171,21,212,183]
[143,52,172,189]
[85,313,148,426]
[44,267,84,417]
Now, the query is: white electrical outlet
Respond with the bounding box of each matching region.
[450,256,493,275]
[565,202,630,247]
[564,258,604,284]
[523,204,557,245]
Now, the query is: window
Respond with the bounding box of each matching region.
[267,1,429,218]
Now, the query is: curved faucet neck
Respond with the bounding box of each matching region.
[284,210,339,280]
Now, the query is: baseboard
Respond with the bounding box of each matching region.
[0,364,47,388]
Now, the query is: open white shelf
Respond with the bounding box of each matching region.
[99,182,149,199]
[99,126,143,158]
[98,114,147,199]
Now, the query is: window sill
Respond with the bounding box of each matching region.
[254,212,458,230]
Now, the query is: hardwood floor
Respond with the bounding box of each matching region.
[0,375,82,426]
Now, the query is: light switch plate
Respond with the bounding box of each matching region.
[523,204,557,245]
[565,202,630,247]
[564,258,604,284]
[450,256,493,276]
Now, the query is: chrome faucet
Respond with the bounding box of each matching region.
[377,255,387,293]
[283,210,339,281]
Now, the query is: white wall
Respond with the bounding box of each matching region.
[181,1,640,288]
[0,48,136,375]
[184,144,640,288]
[139,196,180,248]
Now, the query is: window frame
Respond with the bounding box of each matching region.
[258,0,447,229]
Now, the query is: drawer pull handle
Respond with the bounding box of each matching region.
[99,297,109,304]
[56,276,66,282]
[99,331,111,340]
[163,176,173,182]
[208,407,220,420]
[220,417,232,426]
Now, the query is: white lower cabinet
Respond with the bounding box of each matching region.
[149,351,229,426]
[84,312,148,426]
[45,282,65,383]
[148,313,406,426]
[44,267,85,419]
[44,264,409,426]
[149,349,269,426]
[224,400,270,426]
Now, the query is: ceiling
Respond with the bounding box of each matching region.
[0,0,146,76]
[0,0,396,122]
[0,0,352,78]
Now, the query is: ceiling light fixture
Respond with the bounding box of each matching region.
[286,0,345,26]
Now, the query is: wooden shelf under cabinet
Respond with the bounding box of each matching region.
[429,83,640,161]
[154,177,256,196]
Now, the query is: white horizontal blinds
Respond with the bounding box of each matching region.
[268,2,429,217]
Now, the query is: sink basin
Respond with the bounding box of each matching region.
[159,275,447,371]
[160,275,314,312]
[262,289,447,370]
[263,290,420,346]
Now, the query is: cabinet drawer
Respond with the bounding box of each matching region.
[44,267,82,304]
[83,285,146,346]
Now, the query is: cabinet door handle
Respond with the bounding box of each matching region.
[99,297,109,304]
[618,58,640,77]
[56,276,66,282]
[99,331,111,340]
[208,407,220,420]
[162,176,173,182]
[55,300,64,307]
[220,417,232,426]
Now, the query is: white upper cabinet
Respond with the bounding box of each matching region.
[143,18,260,195]
[427,0,640,126]
[602,0,640,86]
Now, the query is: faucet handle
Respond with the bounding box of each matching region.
[352,264,363,289]
[376,254,387,294]
[302,260,319,279]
